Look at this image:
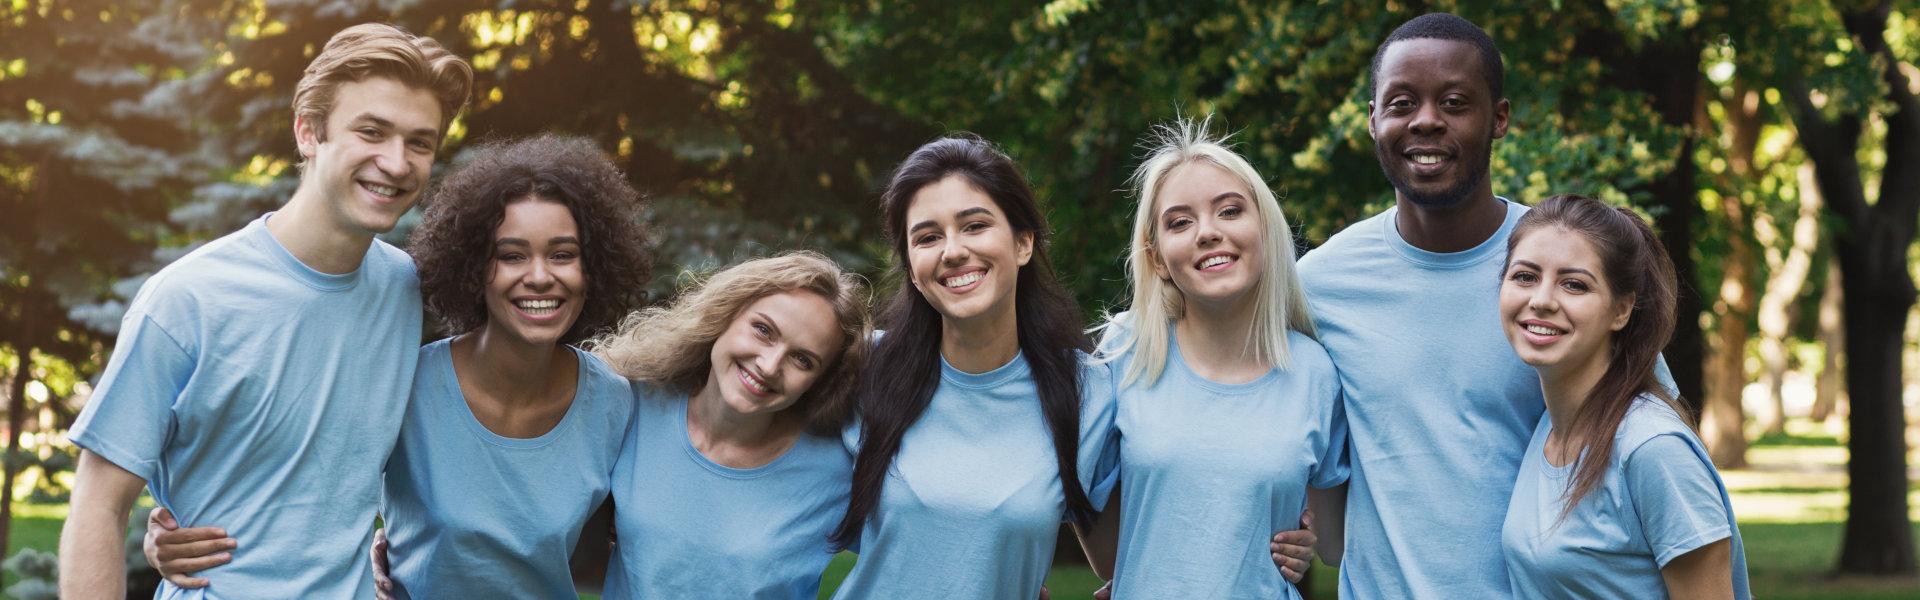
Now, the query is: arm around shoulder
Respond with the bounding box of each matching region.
[61,450,149,599]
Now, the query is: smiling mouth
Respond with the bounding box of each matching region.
[514,298,562,316]
[738,365,774,396]
[944,271,983,288]
[362,181,405,198]
[1196,254,1236,270]
[1523,323,1565,336]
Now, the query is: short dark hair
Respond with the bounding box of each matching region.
[410,134,652,344]
[1369,13,1505,101]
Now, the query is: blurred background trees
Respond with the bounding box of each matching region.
[2,0,1915,583]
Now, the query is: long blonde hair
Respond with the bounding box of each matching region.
[1099,115,1316,387]
[585,251,871,431]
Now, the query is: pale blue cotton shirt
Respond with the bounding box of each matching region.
[1108,324,1349,600]
[1300,200,1677,600]
[831,352,1120,600]
[381,338,631,599]
[69,214,421,599]
[1502,397,1750,599]
[603,384,852,599]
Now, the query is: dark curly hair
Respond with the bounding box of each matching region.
[409,134,652,344]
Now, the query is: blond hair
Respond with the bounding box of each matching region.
[1099,115,1316,387]
[293,23,473,147]
[585,252,871,431]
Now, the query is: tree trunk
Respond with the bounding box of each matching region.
[1792,1,1919,575]
[1755,162,1823,434]
[1811,256,1844,422]
[1705,202,1754,468]
[1,321,31,570]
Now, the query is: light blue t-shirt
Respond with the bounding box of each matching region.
[381,338,631,599]
[602,383,852,599]
[69,214,421,599]
[1108,325,1348,599]
[1502,397,1750,599]
[831,352,1120,600]
[1300,200,1678,599]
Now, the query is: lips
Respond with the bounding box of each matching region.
[1518,319,1566,345]
[1403,147,1453,175]
[512,297,563,318]
[939,266,987,292]
[737,363,774,396]
[1194,252,1237,272]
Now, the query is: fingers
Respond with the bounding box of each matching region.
[1301,507,1315,532]
[1037,584,1050,600]
[154,534,237,562]
[371,528,394,595]
[1093,582,1113,600]
[159,551,233,575]
[1272,528,1317,549]
[1280,563,1303,584]
[161,571,212,589]
[149,506,179,530]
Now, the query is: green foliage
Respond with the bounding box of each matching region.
[2,547,57,600]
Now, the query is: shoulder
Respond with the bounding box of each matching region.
[367,238,419,281]
[1612,396,1705,465]
[1298,210,1391,274]
[1283,330,1335,370]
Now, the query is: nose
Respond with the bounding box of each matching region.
[1195,216,1223,247]
[1409,100,1446,136]
[1527,282,1557,313]
[373,137,411,178]
[753,348,782,384]
[941,234,971,265]
[524,256,555,289]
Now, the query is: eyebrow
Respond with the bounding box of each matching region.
[1510,259,1594,278]
[1160,191,1246,219]
[349,112,440,140]
[908,206,995,236]
[492,236,581,248]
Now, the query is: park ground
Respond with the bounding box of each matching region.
[1,417,1915,599]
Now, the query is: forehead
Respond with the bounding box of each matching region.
[1375,37,1489,97]
[327,76,444,130]
[1158,161,1249,205]
[495,198,579,236]
[744,290,843,351]
[1511,226,1604,268]
[906,175,1003,221]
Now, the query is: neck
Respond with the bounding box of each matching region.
[940,306,1021,374]
[1538,351,1613,436]
[456,326,569,408]
[687,383,795,446]
[266,185,375,275]
[1393,186,1505,254]
[1173,292,1267,383]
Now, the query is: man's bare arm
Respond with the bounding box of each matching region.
[61,450,149,599]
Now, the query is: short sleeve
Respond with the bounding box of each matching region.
[69,311,194,482]
[1309,385,1351,489]
[1076,360,1121,513]
[1625,434,1732,566]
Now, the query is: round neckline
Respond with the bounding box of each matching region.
[675,395,805,479]
[436,339,587,449]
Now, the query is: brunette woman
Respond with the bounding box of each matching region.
[1497,193,1748,598]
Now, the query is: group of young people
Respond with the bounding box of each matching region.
[58,12,1750,600]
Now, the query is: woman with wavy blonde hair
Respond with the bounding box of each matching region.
[586,251,871,599]
[1088,115,1347,599]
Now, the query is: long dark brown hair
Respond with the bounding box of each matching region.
[1507,193,1682,516]
[830,135,1096,548]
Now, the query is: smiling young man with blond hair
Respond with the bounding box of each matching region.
[60,23,471,599]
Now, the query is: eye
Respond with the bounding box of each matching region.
[913,233,941,247]
[752,322,771,337]
[1164,216,1193,231]
[1219,205,1244,218]
[793,354,817,370]
[496,252,526,263]
[1561,279,1590,293]
[963,221,988,233]
[550,250,578,262]
[1506,270,1537,285]
[1441,96,1468,109]
[358,128,382,139]
[1387,97,1416,110]
[409,138,435,151]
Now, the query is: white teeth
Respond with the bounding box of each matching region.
[1525,324,1562,336]
[1199,255,1233,269]
[514,299,560,315]
[944,272,983,288]
[741,368,768,393]
[1411,154,1443,165]
[364,183,400,196]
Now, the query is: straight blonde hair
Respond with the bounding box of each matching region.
[1098,115,1316,387]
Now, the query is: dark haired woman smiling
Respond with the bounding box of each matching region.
[828,136,1120,599]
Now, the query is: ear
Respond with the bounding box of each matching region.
[1014,230,1034,267]
[1491,98,1511,140]
[1366,100,1380,141]
[1609,293,1635,332]
[1146,242,1171,281]
[294,114,321,160]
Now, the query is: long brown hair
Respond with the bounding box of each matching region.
[1507,193,1682,516]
